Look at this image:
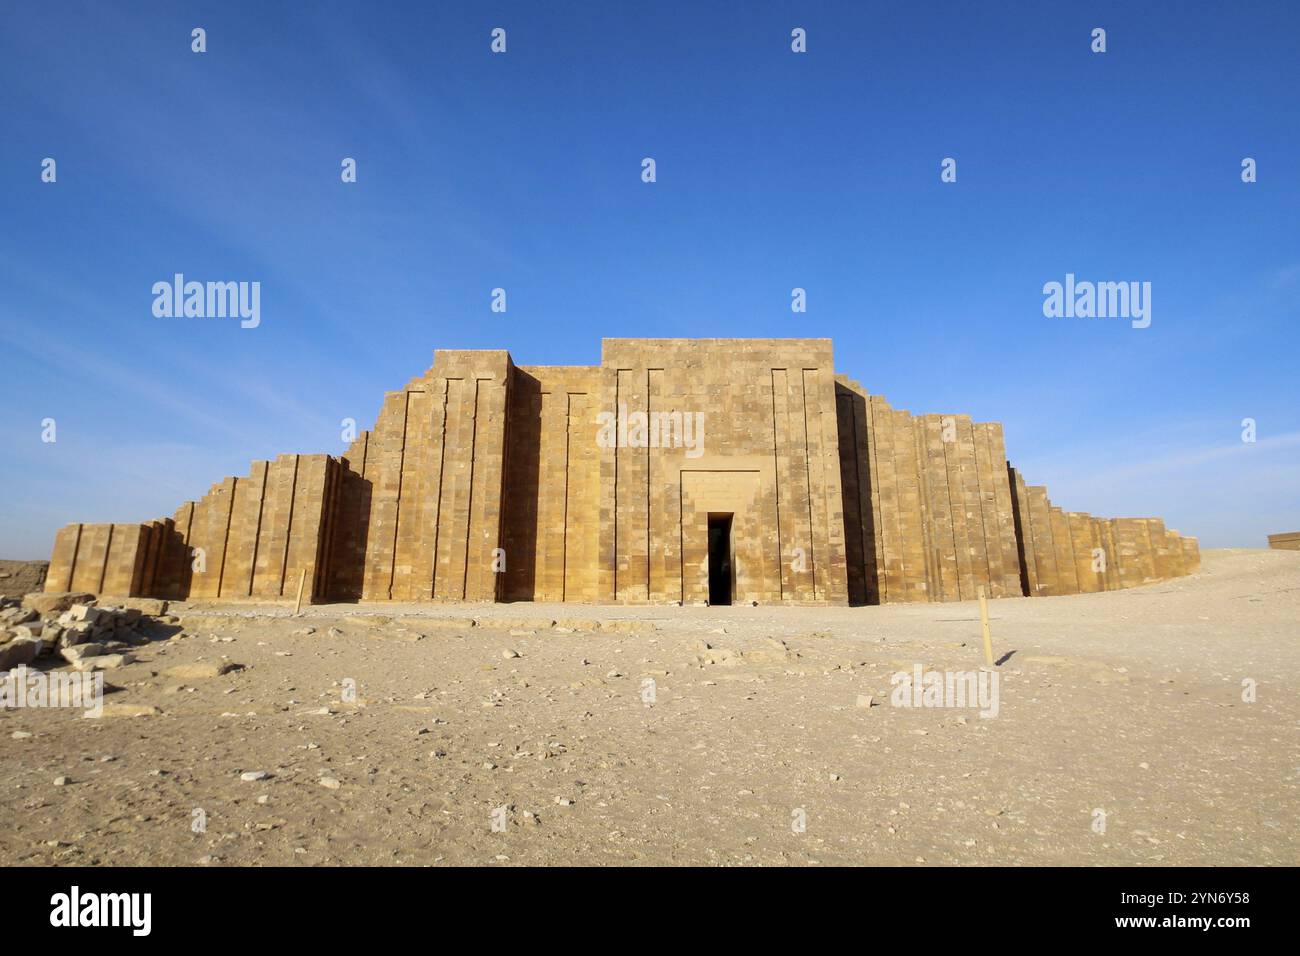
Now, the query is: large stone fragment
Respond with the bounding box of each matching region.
[73,653,133,671]
[60,643,107,664]
[0,638,42,669]
[105,606,143,625]
[22,591,96,617]
[60,604,108,625]
[0,607,38,626]
[59,621,96,646]
[97,596,168,616]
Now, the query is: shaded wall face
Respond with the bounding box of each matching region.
[835,384,878,605]
[325,432,372,601]
[499,367,601,602]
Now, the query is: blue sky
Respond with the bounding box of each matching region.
[2,0,1297,557]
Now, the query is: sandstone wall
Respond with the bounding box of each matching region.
[48,521,157,598]
[594,339,848,605]
[500,365,602,602]
[48,455,338,603]
[44,338,1200,606]
[833,380,1024,604]
[1005,466,1199,598]
[1267,532,1300,551]
[344,350,512,602]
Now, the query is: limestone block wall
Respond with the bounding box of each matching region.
[324,432,372,600]
[1267,531,1300,551]
[44,337,1200,607]
[170,453,339,601]
[48,522,153,596]
[1006,466,1199,598]
[340,350,513,603]
[595,339,849,605]
[45,516,178,599]
[833,380,1199,605]
[834,380,1024,604]
[500,365,602,602]
[48,455,339,603]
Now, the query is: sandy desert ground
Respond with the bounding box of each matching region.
[2,548,1296,866]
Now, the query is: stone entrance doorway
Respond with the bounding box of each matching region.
[707,513,733,606]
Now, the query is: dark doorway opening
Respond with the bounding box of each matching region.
[707,513,733,606]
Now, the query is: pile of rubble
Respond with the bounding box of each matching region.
[0,593,171,671]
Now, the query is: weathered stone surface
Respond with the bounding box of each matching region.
[73,652,133,671]
[0,561,48,600]
[0,607,38,626]
[21,591,95,617]
[0,638,41,669]
[61,604,106,624]
[60,643,107,664]
[98,597,168,616]
[59,621,95,646]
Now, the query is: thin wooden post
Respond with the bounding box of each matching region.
[294,568,306,615]
[978,587,994,667]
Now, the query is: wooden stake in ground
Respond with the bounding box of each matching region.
[294,568,306,615]
[978,587,994,666]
